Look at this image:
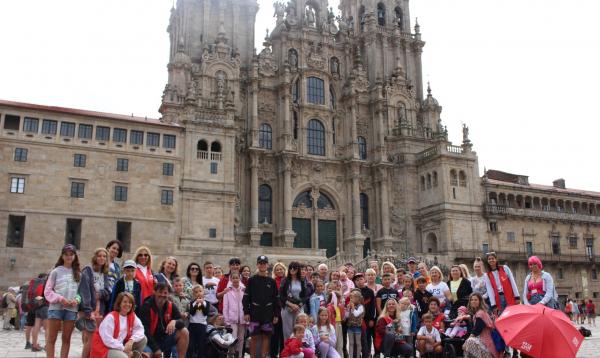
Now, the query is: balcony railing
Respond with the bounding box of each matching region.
[483,203,600,223]
[211,152,222,161]
[197,150,208,159]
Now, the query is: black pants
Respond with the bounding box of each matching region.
[188,323,207,358]
[342,322,349,358]
[270,317,284,358]
[381,333,412,358]
[362,325,375,358]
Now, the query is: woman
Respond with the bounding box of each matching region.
[370,261,382,284]
[365,268,382,295]
[483,252,520,315]
[381,261,397,286]
[280,261,307,339]
[90,292,147,358]
[105,240,123,296]
[448,265,473,318]
[426,266,452,309]
[79,248,111,358]
[459,264,471,282]
[271,262,287,358]
[156,256,179,291]
[374,299,413,358]
[426,297,445,333]
[182,262,202,298]
[44,244,81,358]
[469,258,488,306]
[240,265,252,281]
[522,256,557,308]
[415,262,432,288]
[462,293,502,358]
[133,246,155,303]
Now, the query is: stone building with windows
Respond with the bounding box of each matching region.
[1,0,599,302]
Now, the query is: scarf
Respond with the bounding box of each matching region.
[90,311,135,358]
[487,266,516,307]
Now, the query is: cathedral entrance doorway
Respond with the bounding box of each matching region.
[292,189,338,258]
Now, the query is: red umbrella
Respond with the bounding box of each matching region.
[494,304,583,358]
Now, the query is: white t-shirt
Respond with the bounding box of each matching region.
[426,281,450,304]
[417,325,441,342]
[203,276,220,304]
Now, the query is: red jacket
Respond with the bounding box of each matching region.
[281,337,303,358]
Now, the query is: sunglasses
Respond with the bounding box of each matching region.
[138,254,149,257]
[190,267,200,271]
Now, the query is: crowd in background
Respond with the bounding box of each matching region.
[0,241,597,358]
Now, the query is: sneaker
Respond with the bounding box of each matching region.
[24,342,32,350]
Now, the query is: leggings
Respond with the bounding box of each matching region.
[348,330,361,358]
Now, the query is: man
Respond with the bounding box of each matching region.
[354,273,376,358]
[140,282,189,358]
[243,255,279,358]
[216,257,243,311]
[202,261,220,306]
[407,257,420,278]
[317,263,329,283]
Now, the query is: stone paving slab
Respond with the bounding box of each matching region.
[1,323,599,357]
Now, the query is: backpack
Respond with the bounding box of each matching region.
[20,283,31,312]
[1,294,7,309]
[579,326,592,337]
[25,277,47,312]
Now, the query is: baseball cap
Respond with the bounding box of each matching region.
[123,260,136,269]
[407,257,417,264]
[257,255,269,264]
[352,272,365,281]
[229,257,241,265]
[62,244,77,254]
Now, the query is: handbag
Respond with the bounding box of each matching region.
[490,329,506,352]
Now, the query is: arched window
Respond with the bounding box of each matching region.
[427,173,432,189]
[450,169,458,186]
[459,170,467,187]
[292,78,299,103]
[259,123,272,149]
[197,139,208,151]
[329,85,336,110]
[307,77,325,105]
[293,111,299,139]
[433,171,438,187]
[377,3,386,26]
[307,119,325,156]
[211,141,221,152]
[357,136,367,160]
[394,7,403,29]
[360,193,369,229]
[317,192,334,209]
[420,176,426,191]
[258,184,272,224]
[293,191,312,208]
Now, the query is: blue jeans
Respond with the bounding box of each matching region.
[47,309,77,321]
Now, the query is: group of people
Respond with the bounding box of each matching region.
[565,298,596,326]
[1,242,596,358]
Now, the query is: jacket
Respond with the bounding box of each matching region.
[280,337,303,358]
[447,277,473,318]
[108,278,142,313]
[279,277,307,309]
[79,266,111,317]
[309,293,325,323]
[139,296,184,352]
[223,282,246,325]
[522,271,557,305]
[243,274,279,323]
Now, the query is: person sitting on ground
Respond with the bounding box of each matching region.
[281,324,309,358]
[416,313,442,356]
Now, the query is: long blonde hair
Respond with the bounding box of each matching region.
[378,298,400,320]
[429,266,444,282]
[134,246,153,270]
[381,261,397,275]
[92,248,110,274]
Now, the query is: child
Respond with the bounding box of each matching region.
[189,285,211,358]
[339,272,354,298]
[295,313,316,358]
[400,289,415,306]
[393,269,406,292]
[326,290,344,356]
[376,273,399,315]
[413,277,432,318]
[108,260,142,312]
[171,277,190,325]
[311,307,341,358]
[281,324,308,358]
[397,297,418,345]
[223,272,246,357]
[345,289,364,358]
[309,280,326,323]
[416,313,442,356]
[207,313,238,358]
[445,306,470,338]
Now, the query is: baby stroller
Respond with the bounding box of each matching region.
[439,318,471,358]
[206,324,239,358]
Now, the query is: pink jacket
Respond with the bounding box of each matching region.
[223,282,246,325]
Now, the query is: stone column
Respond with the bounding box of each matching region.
[380,168,391,243]
[349,162,365,260]
[249,152,262,246]
[349,99,358,158]
[281,156,296,247]
[250,61,259,147]
[311,188,320,250]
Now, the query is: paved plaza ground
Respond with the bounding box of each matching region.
[1,322,600,358]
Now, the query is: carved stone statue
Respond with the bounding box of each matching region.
[462,123,470,143]
[217,77,225,97]
[288,49,298,68]
[274,2,285,19]
[305,6,315,26]
[330,57,339,75]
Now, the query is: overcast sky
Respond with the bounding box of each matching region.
[1,0,599,191]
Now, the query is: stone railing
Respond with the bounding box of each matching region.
[211,152,222,161]
[446,144,463,154]
[483,202,600,224]
[197,150,208,159]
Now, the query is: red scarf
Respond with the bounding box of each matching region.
[150,301,173,336]
[374,316,393,350]
[135,266,154,303]
[432,313,445,332]
[487,266,516,308]
[90,311,135,358]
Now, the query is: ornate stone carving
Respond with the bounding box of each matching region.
[306,43,326,70]
[258,44,279,77]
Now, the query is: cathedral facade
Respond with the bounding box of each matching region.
[2,0,600,303]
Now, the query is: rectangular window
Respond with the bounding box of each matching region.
[113,128,127,143]
[116,221,131,253]
[161,189,174,205]
[41,119,58,135]
[594,292,599,299]
[78,124,93,139]
[116,158,129,171]
[163,163,174,176]
[592,269,598,280]
[558,267,564,280]
[65,218,82,249]
[6,215,26,248]
[482,243,489,254]
[147,132,160,147]
[163,134,176,149]
[586,238,594,259]
[210,162,218,174]
[575,292,581,299]
[526,241,533,257]
[114,185,128,201]
[96,126,110,141]
[209,228,217,238]
[130,130,144,145]
[507,231,516,242]
[70,182,85,198]
[74,154,86,167]
[14,148,28,162]
[60,122,76,137]
[569,236,578,249]
[10,177,25,193]
[23,117,39,133]
[260,232,273,247]
[307,77,325,105]
[4,114,21,130]
[552,235,561,255]
[489,222,498,232]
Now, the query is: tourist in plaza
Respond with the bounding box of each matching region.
[425,297,445,334]
[447,265,473,318]
[188,285,211,358]
[317,264,329,283]
[44,244,81,358]
[376,273,400,315]
[241,265,252,281]
[426,266,451,310]
[398,275,414,299]
[416,262,431,287]
[134,246,156,303]
[462,292,502,358]
[586,299,596,326]
[139,282,189,358]
[109,260,142,312]
[79,247,111,358]
[459,264,471,282]
[27,273,49,352]
[469,258,489,306]
[309,280,327,323]
[216,257,243,311]
[223,271,247,357]
[579,300,587,324]
[243,255,280,358]
[394,268,407,291]
[407,257,419,279]
[183,262,203,298]
[381,261,397,285]
[353,273,376,358]
[202,261,220,307]
[522,256,557,308]
[345,289,364,358]
[483,252,520,315]
[280,261,307,339]
[214,266,224,280]
[414,276,433,318]
[171,277,190,325]
[90,292,147,358]
[365,268,382,295]
[156,256,179,291]
[375,298,413,358]
[302,265,315,308]
[271,261,287,358]
[105,240,124,294]
[2,287,17,330]
[311,307,341,358]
